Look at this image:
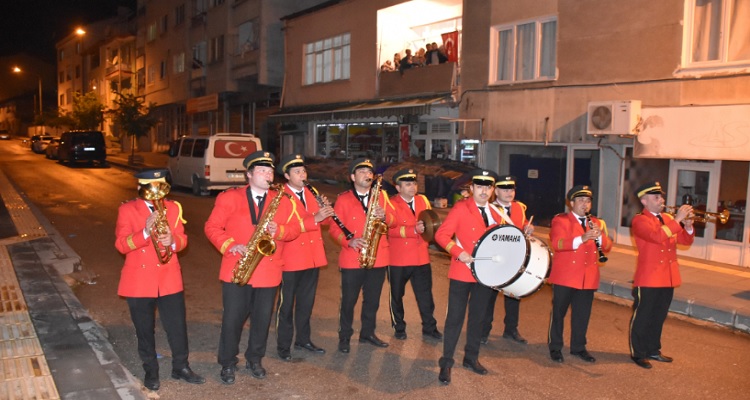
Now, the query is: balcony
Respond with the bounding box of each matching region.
[378,62,456,98]
[105,63,134,80]
[231,49,259,80]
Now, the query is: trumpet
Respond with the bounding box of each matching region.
[663,205,730,224]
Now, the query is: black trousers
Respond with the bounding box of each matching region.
[339,267,386,340]
[276,268,320,350]
[629,286,674,359]
[387,264,438,334]
[481,291,520,338]
[217,282,277,367]
[440,280,494,368]
[548,284,595,353]
[126,291,189,373]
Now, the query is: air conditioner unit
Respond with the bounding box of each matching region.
[587,100,642,136]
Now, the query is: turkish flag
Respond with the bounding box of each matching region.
[441,31,459,62]
[213,140,258,158]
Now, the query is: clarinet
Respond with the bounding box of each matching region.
[586,213,608,263]
[303,180,354,240]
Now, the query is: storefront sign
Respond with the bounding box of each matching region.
[187,93,219,114]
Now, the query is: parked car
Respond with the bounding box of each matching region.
[167,133,261,195]
[45,138,61,159]
[0,130,10,140]
[31,135,56,154]
[57,131,107,166]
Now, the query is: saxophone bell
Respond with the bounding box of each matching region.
[138,182,173,264]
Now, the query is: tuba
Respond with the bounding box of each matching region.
[138,181,173,264]
[358,175,388,269]
[232,183,291,286]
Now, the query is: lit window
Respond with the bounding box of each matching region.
[174,52,185,73]
[304,33,350,85]
[684,0,750,67]
[490,17,557,84]
[147,23,157,42]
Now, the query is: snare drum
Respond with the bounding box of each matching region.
[471,225,529,288]
[498,236,551,298]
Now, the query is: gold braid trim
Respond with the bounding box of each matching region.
[220,238,235,254]
[126,234,137,250]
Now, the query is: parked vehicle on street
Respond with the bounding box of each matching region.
[57,131,107,166]
[45,138,61,159]
[167,133,261,195]
[0,130,10,140]
[31,135,56,154]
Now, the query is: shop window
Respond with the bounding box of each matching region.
[620,147,670,228]
[716,161,748,242]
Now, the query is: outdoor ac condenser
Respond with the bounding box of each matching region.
[587,100,642,136]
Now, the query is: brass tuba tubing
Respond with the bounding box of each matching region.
[663,205,730,224]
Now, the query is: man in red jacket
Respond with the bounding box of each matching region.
[329,158,396,354]
[387,168,442,341]
[482,174,533,345]
[629,181,694,369]
[275,154,334,361]
[434,169,501,385]
[547,185,612,364]
[115,169,204,391]
[204,151,300,384]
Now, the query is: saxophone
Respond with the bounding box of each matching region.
[232,183,291,286]
[138,181,173,264]
[358,175,388,269]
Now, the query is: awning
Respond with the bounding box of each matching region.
[269,95,451,123]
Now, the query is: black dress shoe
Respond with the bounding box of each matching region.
[246,361,266,379]
[480,336,489,345]
[338,339,350,353]
[394,330,407,340]
[503,330,528,344]
[422,329,443,340]
[278,348,292,361]
[550,350,564,363]
[632,357,653,369]
[359,334,389,348]
[144,371,160,391]
[220,366,236,385]
[462,359,488,375]
[571,350,596,363]
[171,366,206,384]
[295,342,326,354]
[438,366,451,385]
[648,353,673,363]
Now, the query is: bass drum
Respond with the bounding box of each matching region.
[498,235,551,298]
[471,225,529,289]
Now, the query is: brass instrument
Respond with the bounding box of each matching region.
[358,175,388,269]
[585,213,608,263]
[138,181,173,264]
[663,205,730,224]
[232,183,291,286]
[418,209,441,242]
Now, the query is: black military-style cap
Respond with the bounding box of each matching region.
[134,169,169,184]
[243,151,275,170]
[277,153,305,175]
[495,174,516,189]
[635,181,665,198]
[349,158,374,175]
[566,185,593,201]
[470,169,498,186]
[393,168,417,184]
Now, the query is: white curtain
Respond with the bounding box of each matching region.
[515,23,535,80]
[496,30,513,80]
[728,0,750,61]
[540,20,557,78]
[692,0,722,62]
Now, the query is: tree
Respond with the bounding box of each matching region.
[108,91,157,162]
[68,92,105,130]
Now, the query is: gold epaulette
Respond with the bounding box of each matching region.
[517,201,527,211]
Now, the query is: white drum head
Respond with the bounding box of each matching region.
[471,225,529,288]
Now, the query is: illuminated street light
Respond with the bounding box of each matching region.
[76,28,86,36]
[12,66,43,115]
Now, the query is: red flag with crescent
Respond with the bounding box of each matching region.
[441,31,459,62]
[214,140,258,158]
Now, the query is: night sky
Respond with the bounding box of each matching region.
[0,0,136,63]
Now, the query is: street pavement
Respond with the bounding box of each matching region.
[1,150,749,399]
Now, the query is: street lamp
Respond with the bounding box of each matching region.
[12,66,43,116]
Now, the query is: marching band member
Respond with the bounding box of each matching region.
[547,185,612,364]
[329,158,396,354]
[629,181,694,369]
[204,151,300,384]
[482,174,533,345]
[387,168,442,341]
[275,154,334,360]
[115,169,204,391]
[434,169,502,385]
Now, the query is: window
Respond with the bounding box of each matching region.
[160,60,166,79]
[193,0,207,14]
[237,20,258,55]
[59,49,65,61]
[160,15,168,34]
[684,0,750,68]
[59,93,64,106]
[174,52,185,73]
[147,64,156,85]
[490,17,557,83]
[175,4,185,25]
[193,41,207,68]
[208,35,224,63]
[147,22,157,42]
[75,65,80,78]
[59,71,64,84]
[304,33,351,85]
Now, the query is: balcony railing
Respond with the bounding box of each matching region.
[105,64,134,80]
[378,62,456,98]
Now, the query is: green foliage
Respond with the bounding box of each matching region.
[108,91,157,139]
[70,92,105,130]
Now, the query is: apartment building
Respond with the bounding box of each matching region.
[274,0,750,267]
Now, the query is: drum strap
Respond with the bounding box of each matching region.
[488,203,513,226]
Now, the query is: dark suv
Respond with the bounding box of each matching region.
[57,131,107,166]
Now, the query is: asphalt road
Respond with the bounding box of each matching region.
[1,140,749,399]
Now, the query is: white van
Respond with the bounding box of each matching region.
[167,133,262,195]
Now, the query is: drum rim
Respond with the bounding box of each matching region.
[500,238,553,298]
[470,224,531,289]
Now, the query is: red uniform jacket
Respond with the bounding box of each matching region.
[204,186,301,287]
[495,200,529,228]
[434,199,504,283]
[548,212,613,290]
[279,184,328,271]
[115,198,188,298]
[632,211,694,288]
[329,188,396,269]
[388,194,431,267]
